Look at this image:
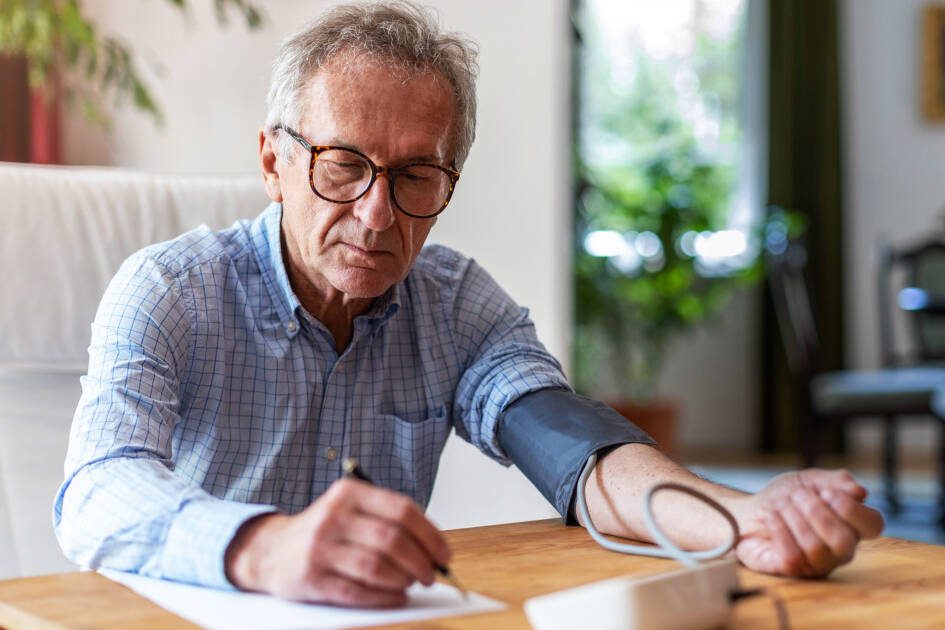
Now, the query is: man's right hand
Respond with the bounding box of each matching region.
[224,478,451,607]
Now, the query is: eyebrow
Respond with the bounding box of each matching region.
[322,136,443,165]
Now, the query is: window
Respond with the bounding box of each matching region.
[573,0,762,398]
[578,0,755,274]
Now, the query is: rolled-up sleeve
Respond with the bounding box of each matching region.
[444,257,654,521]
[449,258,572,464]
[53,254,274,589]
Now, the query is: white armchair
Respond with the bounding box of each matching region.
[0,162,267,578]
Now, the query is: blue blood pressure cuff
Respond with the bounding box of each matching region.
[497,388,656,524]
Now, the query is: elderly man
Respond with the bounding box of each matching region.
[55,0,882,608]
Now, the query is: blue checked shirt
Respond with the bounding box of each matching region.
[53,202,570,589]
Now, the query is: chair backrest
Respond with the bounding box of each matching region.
[0,161,268,579]
[878,235,945,365]
[0,162,269,370]
[765,228,820,380]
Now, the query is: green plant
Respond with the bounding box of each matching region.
[573,1,767,402]
[0,0,263,125]
[574,153,763,401]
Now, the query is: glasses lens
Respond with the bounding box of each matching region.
[312,149,372,202]
[392,165,452,217]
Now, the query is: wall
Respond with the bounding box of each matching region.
[842,0,945,457]
[661,290,759,452]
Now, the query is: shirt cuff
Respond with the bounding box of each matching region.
[497,389,656,523]
[161,498,278,589]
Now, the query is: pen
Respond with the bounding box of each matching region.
[342,457,468,599]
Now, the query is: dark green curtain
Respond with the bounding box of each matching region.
[762,0,845,452]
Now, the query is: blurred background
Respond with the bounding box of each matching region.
[3,0,945,578]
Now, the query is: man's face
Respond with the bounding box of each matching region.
[272,61,456,301]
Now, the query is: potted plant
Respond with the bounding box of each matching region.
[0,0,263,128]
[573,135,766,456]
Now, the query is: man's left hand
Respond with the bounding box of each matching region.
[734,468,885,577]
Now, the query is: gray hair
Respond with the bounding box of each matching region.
[265,1,479,168]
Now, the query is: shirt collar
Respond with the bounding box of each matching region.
[362,282,401,324]
[251,203,302,338]
[251,203,402,337]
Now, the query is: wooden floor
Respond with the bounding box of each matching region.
[679,446,938,474]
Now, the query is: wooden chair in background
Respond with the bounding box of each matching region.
[766,221,945,519]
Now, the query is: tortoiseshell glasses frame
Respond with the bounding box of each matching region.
[275,125,461,219]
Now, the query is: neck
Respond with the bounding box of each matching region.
[281,239,373,353]
[301,283,371,352]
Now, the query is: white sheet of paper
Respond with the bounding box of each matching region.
[101,569,505,629]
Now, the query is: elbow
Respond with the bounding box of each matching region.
[52,478,96,569]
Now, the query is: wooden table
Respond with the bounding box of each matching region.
[2,519,945,628]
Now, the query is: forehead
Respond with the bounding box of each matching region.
[301,59,456,160]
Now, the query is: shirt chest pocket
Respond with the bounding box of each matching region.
[356,405,451,508]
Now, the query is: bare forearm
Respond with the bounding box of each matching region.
[581,443,751,550]
[581,443,886,578]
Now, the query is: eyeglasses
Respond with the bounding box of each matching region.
[276,126,461,219]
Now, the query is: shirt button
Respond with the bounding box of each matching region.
[326,447,338,461]
[286,320,298,333]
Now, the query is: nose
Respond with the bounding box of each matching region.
[352,171,396,232]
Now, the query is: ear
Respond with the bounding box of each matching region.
[259,128,284,203]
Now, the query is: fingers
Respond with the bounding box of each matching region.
[803,468,868,501]
[777,489,858,577]
[797,468,884,539]
[307,572,408,609]
[776,499,838,576]
[763,485,879,577]
[817,487,885,539]
[326,542,415,591]
[740,468,883,579]
[228,479,448,607]
[760,510,814,576]
[343,479,452,567]
[344,513,437,586]
[789,488,858,567]
[314,479,449,597]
